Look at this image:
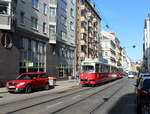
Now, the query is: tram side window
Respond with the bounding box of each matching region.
[99,64,102,72]
[106,65,110,73]
[95,64,99,73]
[82,65,94,73]
[101,64,107,73]
[111,67,116,73]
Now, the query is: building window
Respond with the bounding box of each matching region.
[31,17,38,30]
[80,0,84,5]
[70,8,74,17]
[60,0,67,11]
[43,22,46,33]
[21,0,25,3]
[61,31,66,40]
[49,7,56,17]
[70,21,74,31]
[60,15,67,26]
[20,12,25,24]
[71,0,75,4]
[43,3,47,15]
[49,25,56,41]
[105,52,108,56]
[32,0,38,9]
[0,2,8,15]
[49,25,55,34]
[81,9,87,16]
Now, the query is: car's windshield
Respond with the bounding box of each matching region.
[16,74,35,80]
[143,79,150,89]
[82,65,94,73]
[143,75,150,77]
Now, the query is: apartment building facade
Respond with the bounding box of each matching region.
[0,0,77,82]
[143,13,150,72]
[76,0,101,71]
[49,0,76,77]
[0,0,50,82]
[100,30,117,66]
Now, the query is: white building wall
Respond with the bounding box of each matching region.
[100,30,117,66]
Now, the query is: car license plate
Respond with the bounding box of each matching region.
[9,86,15,88]
[85,82,89,84]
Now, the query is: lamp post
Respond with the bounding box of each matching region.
[123,45,136,49]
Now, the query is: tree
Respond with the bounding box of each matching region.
[136,66,141,72]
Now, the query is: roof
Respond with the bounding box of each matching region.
[85,0,101,20]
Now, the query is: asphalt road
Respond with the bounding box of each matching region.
[0,78,137,114]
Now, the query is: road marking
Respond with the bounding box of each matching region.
[47,102,63,108]
[72,95,82,100]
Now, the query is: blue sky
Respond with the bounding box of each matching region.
[94,0,150,62]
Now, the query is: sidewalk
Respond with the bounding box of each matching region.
[0,79,78,93]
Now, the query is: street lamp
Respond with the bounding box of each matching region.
[123,45,136,49]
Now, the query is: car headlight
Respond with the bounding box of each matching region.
[17,82,25,86]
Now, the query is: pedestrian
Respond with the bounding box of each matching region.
[76,71,80,85]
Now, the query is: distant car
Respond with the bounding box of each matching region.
[137,77,150,114]
[128,74,135,78]
[6,72,50,93]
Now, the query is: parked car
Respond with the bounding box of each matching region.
[137,77,150,114]
[136,73,150,86]
[6,72,50,93]
[0,80,3,87]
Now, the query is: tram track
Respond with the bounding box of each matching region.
[89,84,124,114]
[0,86,93,113]
[3,78,124,114]
[49,79,124,114]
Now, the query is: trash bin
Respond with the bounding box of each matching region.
[68,76,72,80]
[48,77,56,86]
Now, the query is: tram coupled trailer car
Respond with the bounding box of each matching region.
[80,59,122,87]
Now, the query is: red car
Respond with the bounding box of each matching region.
[6,72,50,93]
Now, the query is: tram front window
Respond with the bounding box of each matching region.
[82,66,94,73]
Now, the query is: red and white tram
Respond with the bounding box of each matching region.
[80,59,123,86]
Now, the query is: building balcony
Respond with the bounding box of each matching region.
[87,12,92,17]
[81,28,86,33]
[80,5,86,10]
[79,52,86,58]
[89,44,92,48]
[0,15,11,30]
[93,18,97,22]
[49,0,57,6]
[49,33,56,44]
[88,22,92,27]
[88,32,92,37]
[80,39,86,45]
[81,16,86,22]
[81,33,87,41]
[0,0,12,30]
[49,16,57,24]
[94,27,98,32]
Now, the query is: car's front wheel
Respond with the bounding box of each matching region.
[44,84,50,90]
[25,84,32,93]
